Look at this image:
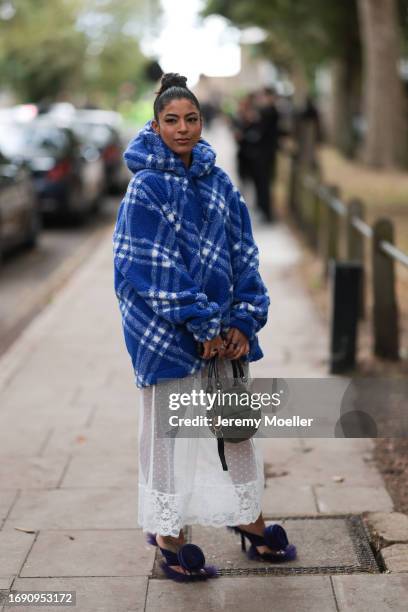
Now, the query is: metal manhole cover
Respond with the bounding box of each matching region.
[151,515,379,578]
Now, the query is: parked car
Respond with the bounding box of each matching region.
[74,120,125,193]
[0,131,40,262]
[69,110,129,193]
[41,105,129,192]
[3,117,106,221]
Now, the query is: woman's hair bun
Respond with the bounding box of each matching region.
[153,71,200,120]
[157,73,188,95]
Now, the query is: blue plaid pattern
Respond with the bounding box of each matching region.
[113,121,270,388]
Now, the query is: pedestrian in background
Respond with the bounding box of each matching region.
[232,88,283,223]
[231,93,262,189]
[254,87,281,222]
[295,94,323,170]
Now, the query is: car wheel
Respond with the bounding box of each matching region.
[23,208,41,249]
[66,183,86,225]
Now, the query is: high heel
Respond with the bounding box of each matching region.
[227,524,297,563]
[146,532,219,582]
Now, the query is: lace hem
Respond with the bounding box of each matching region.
[138,479,264,536]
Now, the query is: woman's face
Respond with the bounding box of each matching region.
[152,98,202,166]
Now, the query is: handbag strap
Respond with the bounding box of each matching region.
[206,356,222,389]
[217,438,228,471]
[206,356,217,392]
[207,356,245,381]
[205,356,247,472]
[231,358,245,381]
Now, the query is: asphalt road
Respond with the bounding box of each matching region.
[0,195,121,358]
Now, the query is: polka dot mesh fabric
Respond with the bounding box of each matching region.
[137,360,265,536]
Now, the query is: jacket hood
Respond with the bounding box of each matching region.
[123,120,216,178]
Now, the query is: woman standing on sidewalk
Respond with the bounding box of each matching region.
[113,73,296,582]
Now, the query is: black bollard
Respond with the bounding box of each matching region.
[329,261,362,373]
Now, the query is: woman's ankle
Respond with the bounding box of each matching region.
[157,533,185,547]
[238,516,265,535]
[239,524,263,534]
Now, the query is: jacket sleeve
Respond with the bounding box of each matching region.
[113,176,221,342]
[227,186,270,341]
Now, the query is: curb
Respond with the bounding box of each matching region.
[0,223,113,390]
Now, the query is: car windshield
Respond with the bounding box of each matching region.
[23,123,69,154]
[0,123,27,157]
[0,121,71,157]
[73,122,113,148]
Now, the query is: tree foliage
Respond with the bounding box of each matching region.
[204,0,408,167]
[358,0,407,167]
[203,0,360,77]
[0,0,87,101]
[0,0,160,105]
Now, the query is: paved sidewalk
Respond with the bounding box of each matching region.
[0,126,406,611]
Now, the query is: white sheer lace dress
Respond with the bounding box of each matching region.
[137,359,265,536]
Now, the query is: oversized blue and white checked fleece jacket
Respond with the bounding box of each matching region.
[113,120,270,388]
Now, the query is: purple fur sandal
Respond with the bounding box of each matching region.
[146,532,219,582]
[227,524,297,563]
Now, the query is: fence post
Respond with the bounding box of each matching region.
[372,218,399,359]
[322,185,340,280]
[310,163,322,252]
[298,118,318,169]
[287,151,299,222]
[296,160,306,231]
[329,261,362,373]
[347,198,366,319]
[305,177,315,248]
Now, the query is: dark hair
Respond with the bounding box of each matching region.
[153,72,201,121]
[263,86,277,96]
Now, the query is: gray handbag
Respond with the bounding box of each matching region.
[205,356,261,471]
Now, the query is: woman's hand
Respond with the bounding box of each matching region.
[223,328,250,360]
[201,335,227,360]
[200,329,250,360]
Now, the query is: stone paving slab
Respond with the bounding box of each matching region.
[264,447,385,487]
[59,390,138,427]
[0,387,93,428]
[0,529,36,587]
[262,482,317,514]
[0,419,51,457]
[0,579,12,590]
[381,544,408,573]
[20,530,154,577]
[9,348,109,386]
[315,484,393,514]
[259,438,303,465]
[60,453,138,488]
[145,575,337,612]
[5,488,138,530]
[300,438,375,453]
[88,406,139,430]
[41,420,139,456]
[332,574,408,611]
[0,491,17,526]
[364,512,408,549]
[0,387,79,419]
[1,577,148,612]
[0,455,69,489]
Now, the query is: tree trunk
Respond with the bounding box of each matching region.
[291,62,309,106]
[358,0,407,168]
[330,57,361,158]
